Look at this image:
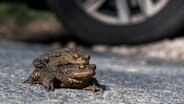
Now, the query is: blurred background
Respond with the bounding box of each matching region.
[1,0,184,61]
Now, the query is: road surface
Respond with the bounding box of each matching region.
[0,43,184,104]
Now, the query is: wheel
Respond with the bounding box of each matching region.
[46,0,184,44]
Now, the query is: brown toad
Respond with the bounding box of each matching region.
[24,64,102,92]
[33,48,90,71]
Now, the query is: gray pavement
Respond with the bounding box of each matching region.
[0,43,184,104]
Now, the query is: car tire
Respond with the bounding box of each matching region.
[46,0,184,44]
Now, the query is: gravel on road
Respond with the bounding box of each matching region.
[0,43,184,104]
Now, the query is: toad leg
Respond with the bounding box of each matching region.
[23,75,39,84]
[23,68,41,84]
[41,74,56,91]
[43,82,54,91]
[83,78,102,92]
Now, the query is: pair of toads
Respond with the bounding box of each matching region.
[24,48,102,92]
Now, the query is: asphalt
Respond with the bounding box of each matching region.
[0,43,184,104]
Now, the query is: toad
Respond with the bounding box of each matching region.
[24,64,102,92]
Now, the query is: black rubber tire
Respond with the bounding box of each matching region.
[46,0,184,44]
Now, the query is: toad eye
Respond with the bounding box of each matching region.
[73,54,79,59]
[79,65,85,69]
